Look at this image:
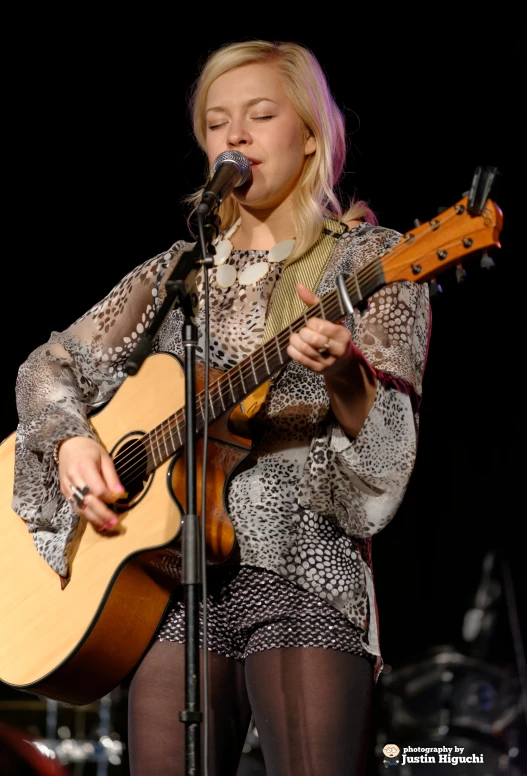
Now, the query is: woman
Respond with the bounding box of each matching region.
[13,40,430,775]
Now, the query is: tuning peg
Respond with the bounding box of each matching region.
[455,264,467,283]
[413,219,422,228]
[480,252,496,270]
[429,278,443,297]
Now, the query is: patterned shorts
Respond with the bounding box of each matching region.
[156,565,376,666]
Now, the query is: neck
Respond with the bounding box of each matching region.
[232,198,296,250]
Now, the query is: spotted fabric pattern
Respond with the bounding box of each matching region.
[12,223,430,665]
[318,225,430,396]
[12,250,177,574]
[155,245,284,370]
[157,564,377,673]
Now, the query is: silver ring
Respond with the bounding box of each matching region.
[318,339,331,355]
[70,484,90,509]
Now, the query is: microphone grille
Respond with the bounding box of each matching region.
[212,151,251,186]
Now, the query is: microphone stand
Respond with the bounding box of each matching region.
[123,212,218,776]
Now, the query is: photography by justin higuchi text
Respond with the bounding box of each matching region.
[382,741,486,768]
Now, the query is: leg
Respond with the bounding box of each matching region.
[245,647,374,776]
[127,639,252,776]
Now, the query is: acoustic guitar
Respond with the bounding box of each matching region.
[0,192,503,705]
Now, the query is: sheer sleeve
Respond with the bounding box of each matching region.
[297,225,431,538]
[12,242,187,576]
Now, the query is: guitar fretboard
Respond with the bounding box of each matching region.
[108,195,502,492]
[128,256,386,476]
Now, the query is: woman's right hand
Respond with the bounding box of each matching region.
[56,437,126,532]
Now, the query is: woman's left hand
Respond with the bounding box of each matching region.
[286,283,353,375]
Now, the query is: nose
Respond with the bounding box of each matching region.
[227,118,250,148]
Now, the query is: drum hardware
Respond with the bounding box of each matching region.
[17,691,125,774]
[380,645,522,737]
[375,545,526,772]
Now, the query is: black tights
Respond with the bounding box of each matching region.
[128,640,374,776]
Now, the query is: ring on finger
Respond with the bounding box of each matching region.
[69,483,90,509]
[317,338,331,355]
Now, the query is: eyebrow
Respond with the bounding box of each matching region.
[206,97,278,114]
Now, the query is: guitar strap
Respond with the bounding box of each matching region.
[239,217,348,418]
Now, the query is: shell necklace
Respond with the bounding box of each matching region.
[213,217,295,289]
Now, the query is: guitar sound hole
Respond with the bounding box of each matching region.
[111,437,151,513]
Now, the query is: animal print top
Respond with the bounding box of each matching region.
[12,223,430,665]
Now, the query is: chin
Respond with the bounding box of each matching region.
[234,188,285,211]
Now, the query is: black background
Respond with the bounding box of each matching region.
[1,11,525,774]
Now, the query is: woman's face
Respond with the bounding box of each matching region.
[204,62,316,212]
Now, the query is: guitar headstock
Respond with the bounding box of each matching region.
[382,195,503,286]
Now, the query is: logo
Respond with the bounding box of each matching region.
[381,741,486,767]
[382,742,401,768]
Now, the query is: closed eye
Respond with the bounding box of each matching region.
[208,115,274,131]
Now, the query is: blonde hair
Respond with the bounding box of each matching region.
[186,39,377,259]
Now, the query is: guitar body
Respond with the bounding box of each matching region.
[0,353,250,705]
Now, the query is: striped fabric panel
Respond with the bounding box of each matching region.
[262,218,346,344]
[239,219,346,419]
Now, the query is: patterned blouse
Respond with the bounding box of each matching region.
[12,223,430,666]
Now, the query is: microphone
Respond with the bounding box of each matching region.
[196,150,252,216]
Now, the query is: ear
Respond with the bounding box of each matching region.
[304,133,316,156]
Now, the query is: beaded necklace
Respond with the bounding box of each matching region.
[213,217,295,289]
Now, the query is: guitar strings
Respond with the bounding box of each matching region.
[114,215,469,489]
[112,205,474,488]
[112,271,364,488]
[113,206,466,487]
[190,203,486,427]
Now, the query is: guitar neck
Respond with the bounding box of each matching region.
[133,193,502,476]
[137,259,385,474]
[202,261,385,419]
